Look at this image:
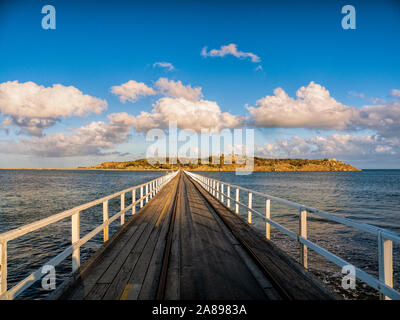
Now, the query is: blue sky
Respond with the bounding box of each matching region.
[0,0,400,168]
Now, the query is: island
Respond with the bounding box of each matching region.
[84,156,361,172]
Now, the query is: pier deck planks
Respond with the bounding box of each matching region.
[56,171,336,300]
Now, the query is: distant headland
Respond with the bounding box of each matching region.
[83,157,361,172]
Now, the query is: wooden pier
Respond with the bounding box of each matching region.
[53,171,334,300]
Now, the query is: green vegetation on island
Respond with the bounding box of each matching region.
[84,156,361,172]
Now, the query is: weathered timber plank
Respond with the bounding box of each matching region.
[164,179,182,300]
[182,174,268,300]
[57,174,179,300]
[188,174,336,300]
[137,173,181,299]
[104,175,177,299]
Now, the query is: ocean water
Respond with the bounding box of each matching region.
[0,169,399,299]
[0,170,164,299]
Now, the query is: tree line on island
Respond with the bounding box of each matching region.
[82,156,360,171]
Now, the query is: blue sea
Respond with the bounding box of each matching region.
[0,169,399,299]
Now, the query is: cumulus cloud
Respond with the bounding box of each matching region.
[153,62,175,71]
[201,44,261,63]
[107,111,161,133]
[150,97,245,132]
[3,115,134,157]
[0,81,107,118]
[3,97,246,157]
[155,78,202,102]
[248,82,356,130]
[248,82,400,139]
[2,116,59,137]
[257,134,400,159]
[0,81,107,137]
[111,80,156,103]
[110,97,246,133]
[249,83,400,162]
[390,89,400,98]
[352,100,400,138]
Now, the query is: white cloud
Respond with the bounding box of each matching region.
[153,62,175,71]
[110,97,246,133]
[0,81,107,136]
[111,80,156,103]
[248,83,400,138]
[352,100,400,137]
[257,134,400,159]
[4,115,134,157]
[248,82,356,130]
[2,116,59,137]
[201,44,261,63]
[0,81,107,118]
[390,89,400,97]
[150,97,245,132]
[155,78,202,102]
[3,97,247,157]
[107,111,161,133]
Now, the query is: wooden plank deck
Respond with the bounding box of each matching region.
[55,171,336,300]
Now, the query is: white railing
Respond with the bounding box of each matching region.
[0,171,178,300]
[185,171,400,300]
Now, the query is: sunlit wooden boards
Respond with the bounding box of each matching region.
[55,171,336,300]
[189,175,336,300]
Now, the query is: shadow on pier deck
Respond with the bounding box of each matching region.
[54,171,335,300]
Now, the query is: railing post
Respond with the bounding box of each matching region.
[103,200,109,242]
[140,186,144,208]
[216,182,219,200]
[71,211,80,272]
[120,193,125,225]
[132,189,136,215]
[146,184,149,203]
[266,199,271,240]
[299,209,308,269]
[149,182,152,200]
[235,188,239,214]
[227,185,231,208]
[378,231,393,300]
[248,192,252,224]
[150,182,153,199]
[0,241,7,296]
[212,180,215,196]
[221,184,224,203]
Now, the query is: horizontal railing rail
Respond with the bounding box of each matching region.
[0,171,178,300]
[185,171,400,300]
